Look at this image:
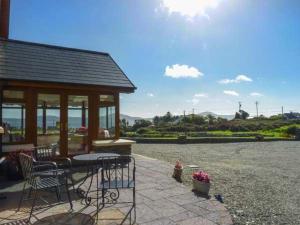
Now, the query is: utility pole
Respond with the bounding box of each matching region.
[281,106,284,118]
[183,110,186,136]
[255,101,259,118]
[192,108,195,119]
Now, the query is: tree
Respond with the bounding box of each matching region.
[235,110,249,120]
[153,116,160,126]
[192,115,206,125]
[163,112,173,122]
[132,119,152,131]
[121,118,128,131]
[216,117,227,123]
[240,110,250,120]
[206,114,216,125]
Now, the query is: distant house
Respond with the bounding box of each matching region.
[0,0,136,155]
[283,112,300,120]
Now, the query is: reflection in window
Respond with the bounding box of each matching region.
[99,95,115,139]
[3,90,24,99]
[37,94,60,149]
[68,95,89,154]
[2,103,26,143]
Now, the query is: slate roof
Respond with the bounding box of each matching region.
[0,39,136,91]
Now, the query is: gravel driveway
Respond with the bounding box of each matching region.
[132,141,300,225]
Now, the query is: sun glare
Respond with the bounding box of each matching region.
[161,0,223,19]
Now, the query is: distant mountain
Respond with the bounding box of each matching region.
[197,111,235,120]
[120,114,152,126]
[120,112,234,125]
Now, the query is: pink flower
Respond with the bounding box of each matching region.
[175,160,183,169]
[193,171,211,183]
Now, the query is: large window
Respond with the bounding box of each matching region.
[68,95,89,154]
[2,90,26,143]
[99,95,115,139]
[37,94,60,148]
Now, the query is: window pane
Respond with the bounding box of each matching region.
[2,103,26,143]
[99,95,115,139]
[68,95,88,154]
[37,94,60,152]
[3,90,24,99]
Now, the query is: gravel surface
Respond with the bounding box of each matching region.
[132,141,300,225]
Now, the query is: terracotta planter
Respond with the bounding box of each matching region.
[192,178,210,195]
[172,167,183,182]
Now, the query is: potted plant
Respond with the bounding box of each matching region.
[172,160,183,182]
[192,171,211,195]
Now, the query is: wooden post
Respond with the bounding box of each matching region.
[0,83,3,154]
[21,105,24,136]
[25,89,37,146]
[115,93,120,139]
[60,94,67,156]
[0,0,10,39]
[42,101,47,134]
[88,94,98,153]
[81,101,86,127]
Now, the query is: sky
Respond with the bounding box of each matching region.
[9,0,300,118]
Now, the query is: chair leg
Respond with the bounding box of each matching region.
[55,186,61,202]
[67,172,76,192]
[17,182,27,211]
[28,189,38,223]
[133,187,136,224]
[27,187,33,199]
[65,178,73,210]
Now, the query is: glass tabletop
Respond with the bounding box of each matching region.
[73,153,120,161]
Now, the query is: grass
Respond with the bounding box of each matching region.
[125,124,300,139]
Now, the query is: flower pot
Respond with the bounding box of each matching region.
[172,168,183,182]
[192,178,210,195]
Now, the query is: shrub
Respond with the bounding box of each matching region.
[286,126,300,136]
[255,135,264,141]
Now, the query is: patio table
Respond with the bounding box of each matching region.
[73,153,120,205]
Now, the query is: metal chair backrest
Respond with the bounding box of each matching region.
[97,155,135,189]
[19,153,34,181]
[34,144,56,161]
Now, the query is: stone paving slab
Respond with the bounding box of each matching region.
[0,154,232,225]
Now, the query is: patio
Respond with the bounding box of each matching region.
[0,154,232,225]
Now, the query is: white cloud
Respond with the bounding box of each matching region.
[250,92,263,97]
[219,75,253,84]
[160,0,223,20]
[165,64,203,79]
[147,93,154,97]
[224,90,239,96]
[194,93,208,98]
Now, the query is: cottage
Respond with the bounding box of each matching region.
[0,0,136,156]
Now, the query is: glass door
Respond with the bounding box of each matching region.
[67,95,89,155]
[37,94,61,155]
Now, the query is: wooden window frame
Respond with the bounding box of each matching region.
[0,83,121,155]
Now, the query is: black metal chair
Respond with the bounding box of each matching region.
[18,153,73,222]
[34,144,75,191]
[96,155,136,225]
